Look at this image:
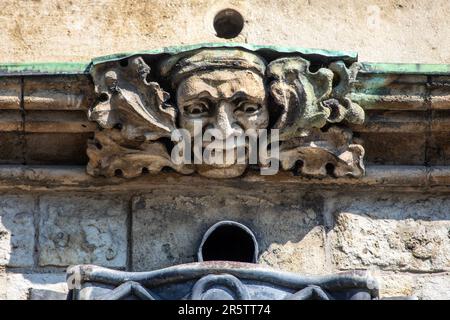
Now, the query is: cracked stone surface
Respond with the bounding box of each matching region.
[329,193,450,272]
[38,195,127,268]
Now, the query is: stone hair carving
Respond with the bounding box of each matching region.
[87,47,365,179]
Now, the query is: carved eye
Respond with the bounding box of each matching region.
[185,102,209,116]
[236,102,261,114]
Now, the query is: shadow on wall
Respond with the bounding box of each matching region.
[131,188,327,274]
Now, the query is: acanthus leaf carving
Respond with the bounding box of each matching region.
[87,56,192,177]
[325,61,365,125]
[86,130,193,178]
[89,56,176,136]
[278,126,364,178]
[267,57,334,140]
[267,58,365,141]
[265,57,365,178]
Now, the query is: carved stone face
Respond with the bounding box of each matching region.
[176,69,269,177]
[88,49,365,179]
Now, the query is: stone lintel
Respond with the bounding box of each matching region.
[0,165,448,192]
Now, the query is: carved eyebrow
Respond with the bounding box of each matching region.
[230,90,262,102]
[181,90,263,104]
[181,90,216,103]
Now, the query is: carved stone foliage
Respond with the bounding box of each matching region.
[87,47,365,179]
[279,127,364,178]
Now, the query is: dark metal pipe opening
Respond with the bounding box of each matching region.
[213,9,244,39]
[198,221,258,263]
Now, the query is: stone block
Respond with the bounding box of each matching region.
[329,193,450,272]
[372,271,416,298]
[430,76,450,110]
[0,195,35,267]
[1,272,67,300]
[38,195,127,268]
[330,212,450,272]
[132,187,327,274]
[374,271,450,300]
[29,288,68,300]
[360,132,426,165]
[25,132,92,165]
[0,78,20,110]
[259,226,327,274]
[428,131,450,166]
[23,75,94,111]
[414,273,450,300]
[331,193,450,221]
[0,132,23,164]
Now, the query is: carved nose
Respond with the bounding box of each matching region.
[215,101,237,139]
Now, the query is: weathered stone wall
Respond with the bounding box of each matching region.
[1,186,450,299]
[0,0,449,64]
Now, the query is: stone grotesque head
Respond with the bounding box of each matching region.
[160,49,270,178]
[87,45,365,179]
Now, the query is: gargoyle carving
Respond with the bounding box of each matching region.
[86,46,365,179]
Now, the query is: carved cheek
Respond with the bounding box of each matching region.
[259,108,270,128]
[239,108,269,130]
[178,116,195,135]
[179,114,213,137]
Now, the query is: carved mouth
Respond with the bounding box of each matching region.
[202,146,248,168]
[196,162,248,178]
[201,138,247,150]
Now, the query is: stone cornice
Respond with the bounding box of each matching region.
[0,44,449,184]
[0,165,448,192]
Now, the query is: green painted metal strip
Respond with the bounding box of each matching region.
[0,43,357,76]
[361,62,450,75]
[90,42,358,66]
[0,62,91,76]
[0,43,449,76]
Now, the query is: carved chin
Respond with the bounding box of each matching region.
[196,147,249,178]
[196,164,247,178]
